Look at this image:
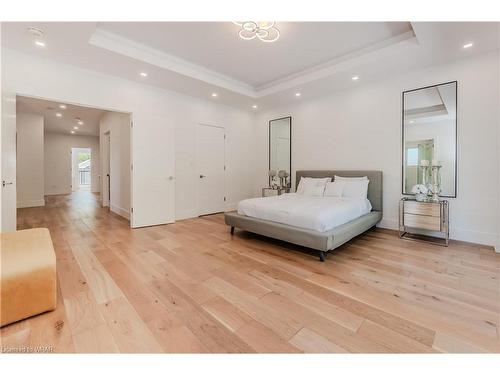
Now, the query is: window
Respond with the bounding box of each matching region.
[407,147,418,166]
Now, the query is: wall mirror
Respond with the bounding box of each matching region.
[402,81,457,197]
[269,116,291,187]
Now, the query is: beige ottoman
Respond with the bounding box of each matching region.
[1,228,57,327]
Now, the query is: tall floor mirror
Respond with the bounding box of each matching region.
[402,81,457,197]
[269,116,292,188]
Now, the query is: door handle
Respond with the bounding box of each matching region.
[2,180,13,187]
[199,175,206,179]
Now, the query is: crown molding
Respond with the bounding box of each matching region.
[89,27,417,99]
[89,28,257,97]
[255,30,417,97]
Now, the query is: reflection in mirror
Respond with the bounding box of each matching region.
[269,116,291,188]
[402,81,457,197]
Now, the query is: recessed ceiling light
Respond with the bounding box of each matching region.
[409,120,414,124]
[70,130,75,134]
[73,126,79,130]
[55,113,62,118]
[352,76,359,81]
[211,93,218,97]
[252,104,258,109]
[295,92,301,97]
[28,27,46,48]
[59,104,66,109]
[140,72,148,77]
[463,42,473,49]
[77,120,83,125]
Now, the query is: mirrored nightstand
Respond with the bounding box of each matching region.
[262,187,290,197]
[399,197,449,246]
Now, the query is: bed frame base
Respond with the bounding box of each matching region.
[225,210,382,262]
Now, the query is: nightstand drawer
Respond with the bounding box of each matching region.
[404,201,441,217]
[404,213,441,231]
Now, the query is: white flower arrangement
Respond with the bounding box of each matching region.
[411,184,429,202]
[411,184,428,195]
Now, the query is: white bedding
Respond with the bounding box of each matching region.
[237,193,372,232]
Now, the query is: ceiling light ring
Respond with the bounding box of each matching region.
[258,27,280,43]
[242,21,257,32]
[256,29,269,39]
[239,29,257,40]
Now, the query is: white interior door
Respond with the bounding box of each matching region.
[71,149,78,192]
[196,124,225,216]
[1,93,17,232]
[101,132,110,207]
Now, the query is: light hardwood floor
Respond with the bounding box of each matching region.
[1,190,499,353]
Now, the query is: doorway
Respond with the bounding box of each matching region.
[71,148,92,192]
[196,124,226,216]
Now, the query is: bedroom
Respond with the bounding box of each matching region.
[0,1,499,373]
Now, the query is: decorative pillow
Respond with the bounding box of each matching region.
[296,177,331,194]
[324,181,344,197]
[342,179,370,199]
[302,185,326,197]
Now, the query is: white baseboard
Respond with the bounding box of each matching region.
[225,202,238,212]
[110,204,130,220]
[378,215,498,248]
[451,227,498,248]
[17,199,45,208]
[175,203,238,222]
[175,209,197,221]
[377,217,398,230]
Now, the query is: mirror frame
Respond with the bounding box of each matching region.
[269,116,292,187]
[401,80,458,198]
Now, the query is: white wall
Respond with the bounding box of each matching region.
[44,133,100,195]
[16,112,44,208]
[1,48,257,228]
[99,111,131,219]
[255,51,500,246]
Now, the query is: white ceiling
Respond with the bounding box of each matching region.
[98,22,413,88]
[16,95,106,136]
[2,22,499,111]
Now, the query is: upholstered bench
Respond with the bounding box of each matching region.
[1,228,57,327]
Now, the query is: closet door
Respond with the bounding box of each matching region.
[196,124,225,216]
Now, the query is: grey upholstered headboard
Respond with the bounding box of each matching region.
[295,170,383,212]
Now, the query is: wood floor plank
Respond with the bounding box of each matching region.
[204,276,303,341]
[289,327,349,353]
[71,323,120,353]
[148,277,255,353]
[70,243,124,304]
[97,297,163,353]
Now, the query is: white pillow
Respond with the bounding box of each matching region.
[302,185,326,197]
[296,177,331,194]
[342,179,370,199]
[334,175,368,181]
[324,181,344,197]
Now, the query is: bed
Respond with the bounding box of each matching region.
[224,170,383,261]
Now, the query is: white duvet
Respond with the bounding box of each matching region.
[237,193,372,232]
